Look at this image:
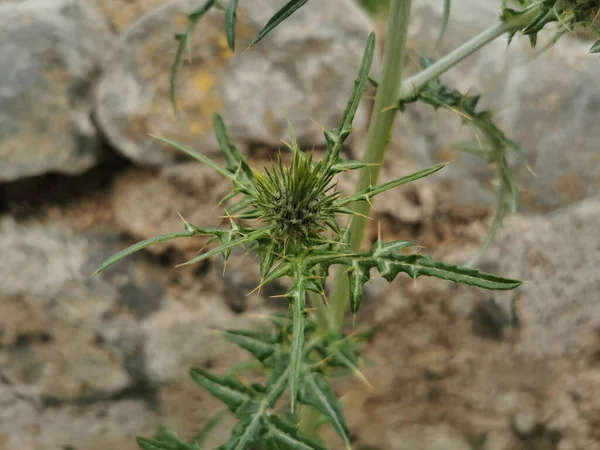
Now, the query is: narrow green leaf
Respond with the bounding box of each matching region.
[390,254,522,289]
[436,0,451,47]
[336,32,376,140]
[151,135,235,182]
[189,368,253,413]
[177,228,271,267]
[170,0,216,115]
[213,114,253,182]
[225,0,239,52]
[137,429,196,450]
[94,231,194,275]
[590,39,600,53]
[284,259,314,413]
[265,416,327,450]
[336,163,446,208]
[330,160,367,173]
[347,259,370,314]
[299,373,350,446]
[248,0,310,49]
[220,329,277,361]
[219,413,265,450]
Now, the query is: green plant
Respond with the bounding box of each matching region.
[94,0,598,448]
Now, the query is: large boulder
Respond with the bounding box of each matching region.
[345,196,600,450]
[0,0,114,182]
[95,0,373,165]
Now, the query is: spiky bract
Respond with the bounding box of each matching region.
[251,150,340,251]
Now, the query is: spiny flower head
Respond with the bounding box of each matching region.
[250,148,340,250]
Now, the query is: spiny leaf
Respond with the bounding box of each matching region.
[225,0,239,52]
[336,32,376,139]
[137,428,197,450]
[322,238,521,314]
[218,413,264,450]
[151,135,236,182]
[94,229,202,275]
[177,228,271,267]
[299,372,350,446]
[189,368,254,413]
[213,114,253,183]
[248,0,310,49]
[265,416,327,450]
[220,329,277,361]
[325,32,376,165]
[335,163,447,208]
[170,0,216,116]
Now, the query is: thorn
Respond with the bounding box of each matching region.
[246,284,262,297]
[308,116,328,132]
[351,366,373,390]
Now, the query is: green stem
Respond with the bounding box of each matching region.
[328,0,413,331]
[398,5,542,100]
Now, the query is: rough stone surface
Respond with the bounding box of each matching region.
[0,0,114,182]
[95,0,373,165]
[0,217,162,402]
[110,163,230,254]
[389,423,471,450]
[395,0,600,214]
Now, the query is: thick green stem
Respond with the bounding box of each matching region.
[328,0,413,330]
[398,5,542,101]
[325,2,542,332]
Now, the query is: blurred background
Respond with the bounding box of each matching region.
[1,0,599,449]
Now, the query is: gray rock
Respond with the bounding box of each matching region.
[109,163,230,254]
[95,0,373,165]
[0,217,163,402]
[389,423,471,450]
[396,0,600,213]
[492,196,600,360]
[0,0,114,182]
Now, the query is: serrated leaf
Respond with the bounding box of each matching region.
[170,0,216,115]
[299,372,350,446]
[335,163,446,208]
[225,0,239,52]
[221,329,277,361]
[218,412,265,450]
[248,0,310,49]
[189,368,254,413]
[265,416,327,450]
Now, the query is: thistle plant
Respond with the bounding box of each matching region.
[93,0,599,448]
